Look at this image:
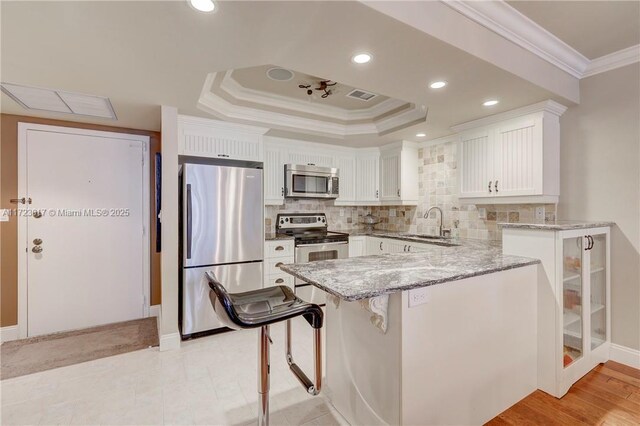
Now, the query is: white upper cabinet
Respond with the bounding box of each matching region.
[494,115,543,197]
[379,142,419,205]
[355,151,380,203]
[287,151,334,168]
[454,100,566,204]
[380,150,400,201]
[178,115,267,161]
[334,154,357,205]
[263,139,287,205]
[459,129,494,198]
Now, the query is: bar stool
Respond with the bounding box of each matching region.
[206,271,323,426]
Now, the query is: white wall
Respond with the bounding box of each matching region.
[159,106,180,351]
[559,63,640,350]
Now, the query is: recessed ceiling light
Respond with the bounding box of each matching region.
[189,0,216,13]
[416,133,426,137]
[430,81,447,89]
[483,99,499,106]
[352,53,372,64]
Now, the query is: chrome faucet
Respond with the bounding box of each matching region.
[424,206,445,237]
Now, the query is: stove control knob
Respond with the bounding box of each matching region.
[322,218,326,223]
[280,220,284,224]
[285,218,289,222]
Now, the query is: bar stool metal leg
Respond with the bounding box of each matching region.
[258,325,270,426]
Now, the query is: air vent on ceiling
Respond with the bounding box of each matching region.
[0,82,117,119]
[346,88,377,102]
[266,67,295,81]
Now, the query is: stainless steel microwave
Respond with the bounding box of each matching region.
[284,164,339,199]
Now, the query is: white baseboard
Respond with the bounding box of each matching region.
[149,304,161,318]
[610,343,640,369]
[159,332,181,352]
[0,325,19,343]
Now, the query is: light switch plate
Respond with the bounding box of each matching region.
[389,208,396,217]
[339,209,345,217]
[408,287,430,307]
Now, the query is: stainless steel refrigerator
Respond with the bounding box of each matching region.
[181,162,263,337]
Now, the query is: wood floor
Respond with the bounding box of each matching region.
[487,361,640,425]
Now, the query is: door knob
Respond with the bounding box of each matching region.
[33,238,43,245]
[32,245,43,253]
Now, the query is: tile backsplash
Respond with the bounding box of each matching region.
[265,200,414,234]
[265,140,556,240]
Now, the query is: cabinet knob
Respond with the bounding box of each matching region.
[379,242,383,251]
[376,190,379,198]
[217,154,230,158]
[397,189,400,197]
[495,180,499,193]
[488,181,492,193]
[404,245,407,252]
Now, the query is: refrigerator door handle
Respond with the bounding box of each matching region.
[186,183,193,260]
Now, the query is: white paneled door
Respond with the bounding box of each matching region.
[19,125,149,337]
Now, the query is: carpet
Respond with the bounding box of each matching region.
[1,317,159,380]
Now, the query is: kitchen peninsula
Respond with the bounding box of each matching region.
[280,235,540,425]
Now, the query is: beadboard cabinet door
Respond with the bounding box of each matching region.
[335,155,357,205]
[494,116,543,197]
[458,129,494,198]
[178,115,266,161]
[355,153,380,203]
[380,150,401,201]
[264,143,286,205]
[287,150,334,168]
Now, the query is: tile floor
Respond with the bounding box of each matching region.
[1,318,348,425]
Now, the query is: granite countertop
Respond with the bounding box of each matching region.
[499,220,614,231]
[279,234,538,301]
[265,233,295,241]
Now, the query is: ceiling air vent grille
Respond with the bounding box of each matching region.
[0,82,117,119]
[346,89,377,102]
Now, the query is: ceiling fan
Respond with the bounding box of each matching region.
[298,80,338,99]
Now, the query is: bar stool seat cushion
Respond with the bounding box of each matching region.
[207,271,323,330]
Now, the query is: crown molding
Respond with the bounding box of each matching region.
[198,72,425,138]
[444,0,589,78]
[450,100,568,133]
[583,45,640,78]
[218,71,407,122]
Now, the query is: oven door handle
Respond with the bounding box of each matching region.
[297,241,348,247]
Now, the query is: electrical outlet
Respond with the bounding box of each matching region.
[408,287,430,307]
[389,208,396,217]
[478,207,487,219]
[535,206,545,220]
[339,209,345,217]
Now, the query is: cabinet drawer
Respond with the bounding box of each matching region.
[265,256,294,276]
[264,273,294,290]
[264,240,294,257]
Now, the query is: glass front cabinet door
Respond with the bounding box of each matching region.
[557,228,610,395]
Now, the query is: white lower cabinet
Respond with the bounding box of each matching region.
[503,226,611,397]
[348,236,366,257]
[264,240,295,290]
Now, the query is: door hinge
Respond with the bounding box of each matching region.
[142,225,146,236]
